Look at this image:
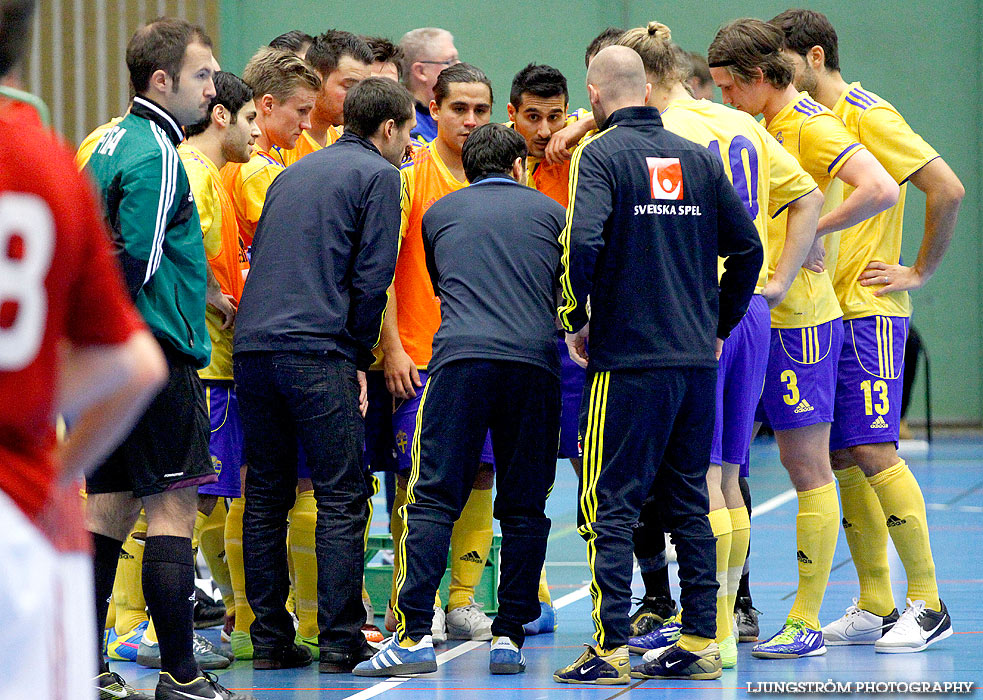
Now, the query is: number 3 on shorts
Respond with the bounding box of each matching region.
[781,369,799,406]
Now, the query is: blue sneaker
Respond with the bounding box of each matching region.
[352,635,437,677]
[106,621,148,661]
[629,616,681,655]
[489,636,526,674]
[523,602,557,635]
[631,642,722,680]
[752,618,827,659]
[553,644,629,685]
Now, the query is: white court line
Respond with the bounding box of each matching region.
[344,487,796,698]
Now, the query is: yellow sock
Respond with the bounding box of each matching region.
[448,487,493,611]
[868,461,940,611]
[199,500,234,611]
[389,481,407,609]
[192,509,206,555]
[225,497,254,634]
[113,512,148,634]
[708,508,733,643]
[835,466,895,615]
[726,506,750,623]
[678,633,712,652]
[538,565,552,605]
[105,597,116,632]
[143,619,158,644]
[399,636,421,648]
[788,482,840,629]
[288,490,319,638]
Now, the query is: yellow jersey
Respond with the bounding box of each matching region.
[765,93,862,328]
[220,148,282,248]
[832,83,938,320]
[661,98,818,294]
[75,117,123,171]
[270,126,342,168]
[180,143,248,380]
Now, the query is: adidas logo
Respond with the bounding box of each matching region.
[870,416,889,429]
[886,515,907,527]
[842,517,853,529]
[796,550,813,564]
[459,550,483,564]
[793,400,814,414]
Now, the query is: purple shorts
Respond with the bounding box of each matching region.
[711,295,770,466]
[558,336,586,459]
[389,370,494,475]
[830,315,908,451]
[761,318,844,432]
[199,380,244,498]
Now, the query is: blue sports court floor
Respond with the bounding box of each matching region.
[120,435,983,698]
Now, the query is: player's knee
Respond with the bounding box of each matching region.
[847,442,899,475]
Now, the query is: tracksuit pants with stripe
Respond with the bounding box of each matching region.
[392,358,560,645]
[579,367,718,648]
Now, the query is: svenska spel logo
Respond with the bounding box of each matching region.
[646,157,684,200]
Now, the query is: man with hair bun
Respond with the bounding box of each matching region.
[613,20,823,673]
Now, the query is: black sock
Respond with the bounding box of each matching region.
[143,535,199,683]
[640,561,671,602]
[91,532,124,675]
[738,476,753,603]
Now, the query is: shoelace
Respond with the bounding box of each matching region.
[842,597,863,617]
[192,635,218,655]
[891,599,927,636]
[453,602,489,626]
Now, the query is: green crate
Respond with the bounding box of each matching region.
[363,533,501,615]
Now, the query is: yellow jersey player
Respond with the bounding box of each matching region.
[709,17,899,660]
[377,63,496,644]
[772,8,963,654]
[271,31,372,167]
[221,47,319,249]
[614,21,821,671]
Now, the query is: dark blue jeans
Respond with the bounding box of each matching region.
[234,351,369,654]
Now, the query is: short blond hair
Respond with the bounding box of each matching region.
[242,46,321,103]
[616,21,684,90]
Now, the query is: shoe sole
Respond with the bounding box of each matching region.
[824,638,877,645]
[352,661,438,676]
[629,644,670,655]
[874,627,953,654]
[738,634,758,642]
[752,646,827,659]
[552,674,629,685]
[631,669,723,680]
[490,662,525,674]
[253,658,313,670]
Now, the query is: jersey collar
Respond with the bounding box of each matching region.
[602,105,664,130]
[131,96,184,145]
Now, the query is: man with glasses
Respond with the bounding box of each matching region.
[398,27,459,143]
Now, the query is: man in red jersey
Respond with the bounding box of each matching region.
[0,5,168,700]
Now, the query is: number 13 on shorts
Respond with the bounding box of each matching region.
[860,379,889,416]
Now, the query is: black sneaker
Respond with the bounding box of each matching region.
[630,642,722,680]
[96,671,152,700]
[253,641,314,670]
[156,671,256,700]
[628,596,678,637]
[320,641,376,673]
[734,596,760,642]
[194,587,227,629]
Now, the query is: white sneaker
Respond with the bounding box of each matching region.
[445,598,493,641]
[875,599,952,653]
[431,604,447,645]
[822,598,900,645]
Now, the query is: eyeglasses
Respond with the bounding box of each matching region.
[417,58,459,66]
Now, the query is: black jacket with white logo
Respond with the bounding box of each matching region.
[558,106,762,370]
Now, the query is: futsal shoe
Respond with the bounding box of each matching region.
[229,629,253,660]
[630,642,722,680]
[253,641,313,670]
[193,587,226,629]
[96,671,152,700]
[874,599,952,653]
[553,644,629,685]
[353,635,438,676]
[431,604,447,644]
[446,598,493,641]
[523,601,557,635]
[220,612,234,643]
[629,596,678,637]
[107,620,149,661]
[734,596,760,642]
[156,671,256,700]
[136,633,231,669]
[489,636,526,674]
[295,631,320,660]
[718,635,738,668]
[752,618,826,659]
[822,598,899,645]
[629,614,681,655]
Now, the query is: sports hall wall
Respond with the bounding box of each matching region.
[226,0,980,425]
